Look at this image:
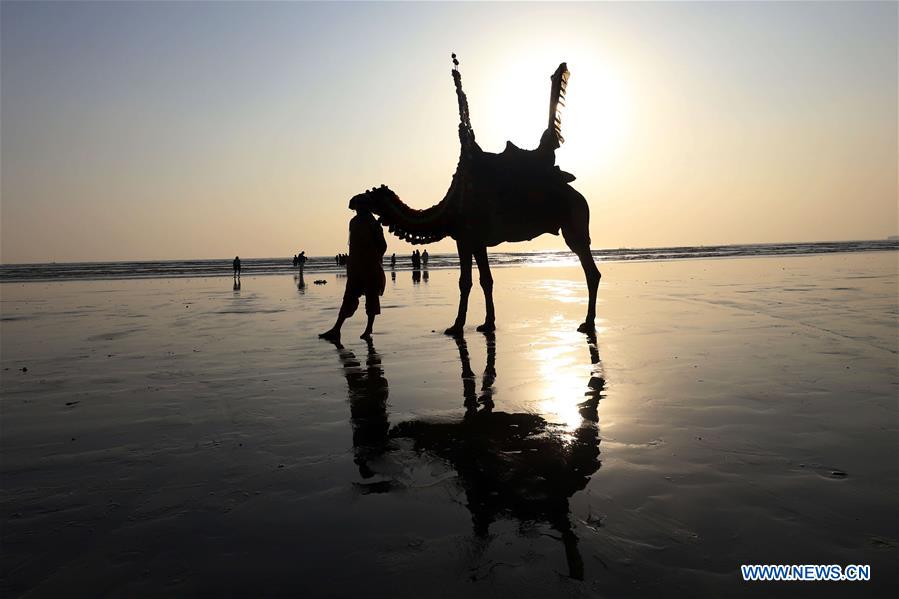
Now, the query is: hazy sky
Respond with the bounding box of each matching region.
[2,1,896,263]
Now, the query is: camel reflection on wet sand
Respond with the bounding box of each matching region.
[328,333,604,580]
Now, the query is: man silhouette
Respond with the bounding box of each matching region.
[298,251,307,274]
[320,199,387,340]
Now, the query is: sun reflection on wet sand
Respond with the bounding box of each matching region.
[531,326,605,434]
[533,279,588,304]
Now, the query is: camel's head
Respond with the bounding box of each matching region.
[348,184,398,216]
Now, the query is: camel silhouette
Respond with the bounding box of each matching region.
[350,55,601,335]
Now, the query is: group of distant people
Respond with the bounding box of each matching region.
[386,250,428,270]
[410,249,428,269]
[230,247,429,282]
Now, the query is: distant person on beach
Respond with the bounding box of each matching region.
[390,253,396,269]
[411,250,421,270]
[233,256,241,277]
[292,254,298,268]
[422,249,429,268]
[320,198,387,341]
[298,251,307,274]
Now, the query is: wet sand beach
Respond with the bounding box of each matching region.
[1,252,897,597]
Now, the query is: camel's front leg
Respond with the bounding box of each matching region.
[445,243,473,336]
[473,247,495,332]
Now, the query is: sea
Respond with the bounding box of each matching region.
[1,240,896,282]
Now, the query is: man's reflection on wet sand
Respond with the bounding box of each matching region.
[330,338,391,481]
[328,333,604,579]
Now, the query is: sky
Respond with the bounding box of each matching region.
[1,1,896,263]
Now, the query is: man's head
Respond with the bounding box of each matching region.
[348,184,399,215]
[348,194,371,216]
[348,196,370,216]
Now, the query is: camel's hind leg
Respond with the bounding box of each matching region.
[562,190,601,333]
[473,247,495,332]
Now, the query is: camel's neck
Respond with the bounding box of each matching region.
[374,187,457,245]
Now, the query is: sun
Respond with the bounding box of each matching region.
[475,45,632,175]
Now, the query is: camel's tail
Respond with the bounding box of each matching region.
[543,62,569,149]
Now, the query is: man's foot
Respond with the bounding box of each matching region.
[360,330,372,340]
[476,321,495,333]
[444,324,464,337]
[319,329,341,342]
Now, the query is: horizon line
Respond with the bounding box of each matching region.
[1,237,896,266]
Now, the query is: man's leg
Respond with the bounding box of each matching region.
[360,314,375,339]
[319,314,347,342]
[320,292,358,340]
[360,290,380,339]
